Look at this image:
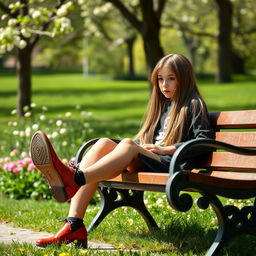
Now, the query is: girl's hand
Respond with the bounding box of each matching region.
[142,144,176,155]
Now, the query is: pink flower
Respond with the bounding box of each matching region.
[17,160,26,167]
[3,162,16,171]
[23,158,32,164]
[27,163,36,171]
[12,167,21,173]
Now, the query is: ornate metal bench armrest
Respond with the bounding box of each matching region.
[75,138,120,165]
[169,138,256,176]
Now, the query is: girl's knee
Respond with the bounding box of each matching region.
[118,138,138,151]
[119,138,135,146]
[96,138,116,147]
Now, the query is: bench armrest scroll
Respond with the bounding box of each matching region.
[169,138,256,176]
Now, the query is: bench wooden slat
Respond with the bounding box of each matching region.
[215,131,256,148]
[184,169,256,189]
[106,172,169,186]
[204,152,256,171]
[209,110,256,129]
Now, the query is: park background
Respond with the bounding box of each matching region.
[0,0,256,255]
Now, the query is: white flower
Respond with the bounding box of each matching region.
[57,1,72,17]
[11,109,17,115]
[32,10,41,19]
[16,39,27,49]
[65,112,72,117]
[23,105,30,112]
[42,106,48,111]
[78,0,86,5]
[21,152,28,158]
[19,131,25,137]
[56,120,63,126]
[8,18,18,26]
[21,28,31,38]
[60,128,66,134]
[39,115,46,121]
[57,7,68,17]
[24,111,31,117]
[52,131,59,138]
[25,127,31,136]
[62,141,68,146]
[13,121,17,126]
[32,124,39,130]
[156,198,163,204]
[31,102,36,108]
[1,14,8,20]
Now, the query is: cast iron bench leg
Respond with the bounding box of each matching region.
[87,187,159,232]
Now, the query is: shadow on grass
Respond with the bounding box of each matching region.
[126,222,256,255]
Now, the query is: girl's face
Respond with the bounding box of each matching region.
[157,65,178,99]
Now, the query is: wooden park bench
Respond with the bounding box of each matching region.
[74,110,256,256]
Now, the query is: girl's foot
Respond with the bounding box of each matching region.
[36,219,87,248]
[30,130,80,202]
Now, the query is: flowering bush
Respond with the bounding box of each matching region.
[0,1,74,54]
[0,103,98,200]
[0,154,52,199]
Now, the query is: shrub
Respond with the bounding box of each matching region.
[0,103,99,200]
[0,155,52,199]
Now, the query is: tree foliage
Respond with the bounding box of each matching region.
[0,0,75,117]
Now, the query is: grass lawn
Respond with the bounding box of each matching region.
[1,73,256,134]
[0,73,256,255]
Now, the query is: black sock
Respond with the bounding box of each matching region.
[74,168,86,186]
[67,217,84,232]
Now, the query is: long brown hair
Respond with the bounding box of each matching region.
[135,53,209,146]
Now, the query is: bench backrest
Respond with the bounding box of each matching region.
[205,110,256,171]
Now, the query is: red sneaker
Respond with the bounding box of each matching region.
[36,221,87,248]
[30,130,80,202]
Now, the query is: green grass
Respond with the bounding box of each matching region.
[1,196,256,255]
[1,73,256,135]
[1,73,256,255]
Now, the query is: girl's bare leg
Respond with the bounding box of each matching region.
[83,138,161,183]
[68,138,118,219]
[68,138,160,219]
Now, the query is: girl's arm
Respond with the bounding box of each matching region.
[142,144,176,155]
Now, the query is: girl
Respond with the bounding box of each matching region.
[30,53,213,247]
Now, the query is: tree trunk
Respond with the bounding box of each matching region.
[142,32,164,78]
[16,45,32,117]
[140,0,164,78]
[105,0,165,79]
[125,35,136,78]
[215,0,233,83]
[182,33,197,70]
[232,52,245,74]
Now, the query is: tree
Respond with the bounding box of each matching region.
[78,0,167,77]
[232,0,256,74]
[162,0,216,73]
[104,0,166,77]
[79,1,138,77]
[214,0,233,82]
[0,0,74,117]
